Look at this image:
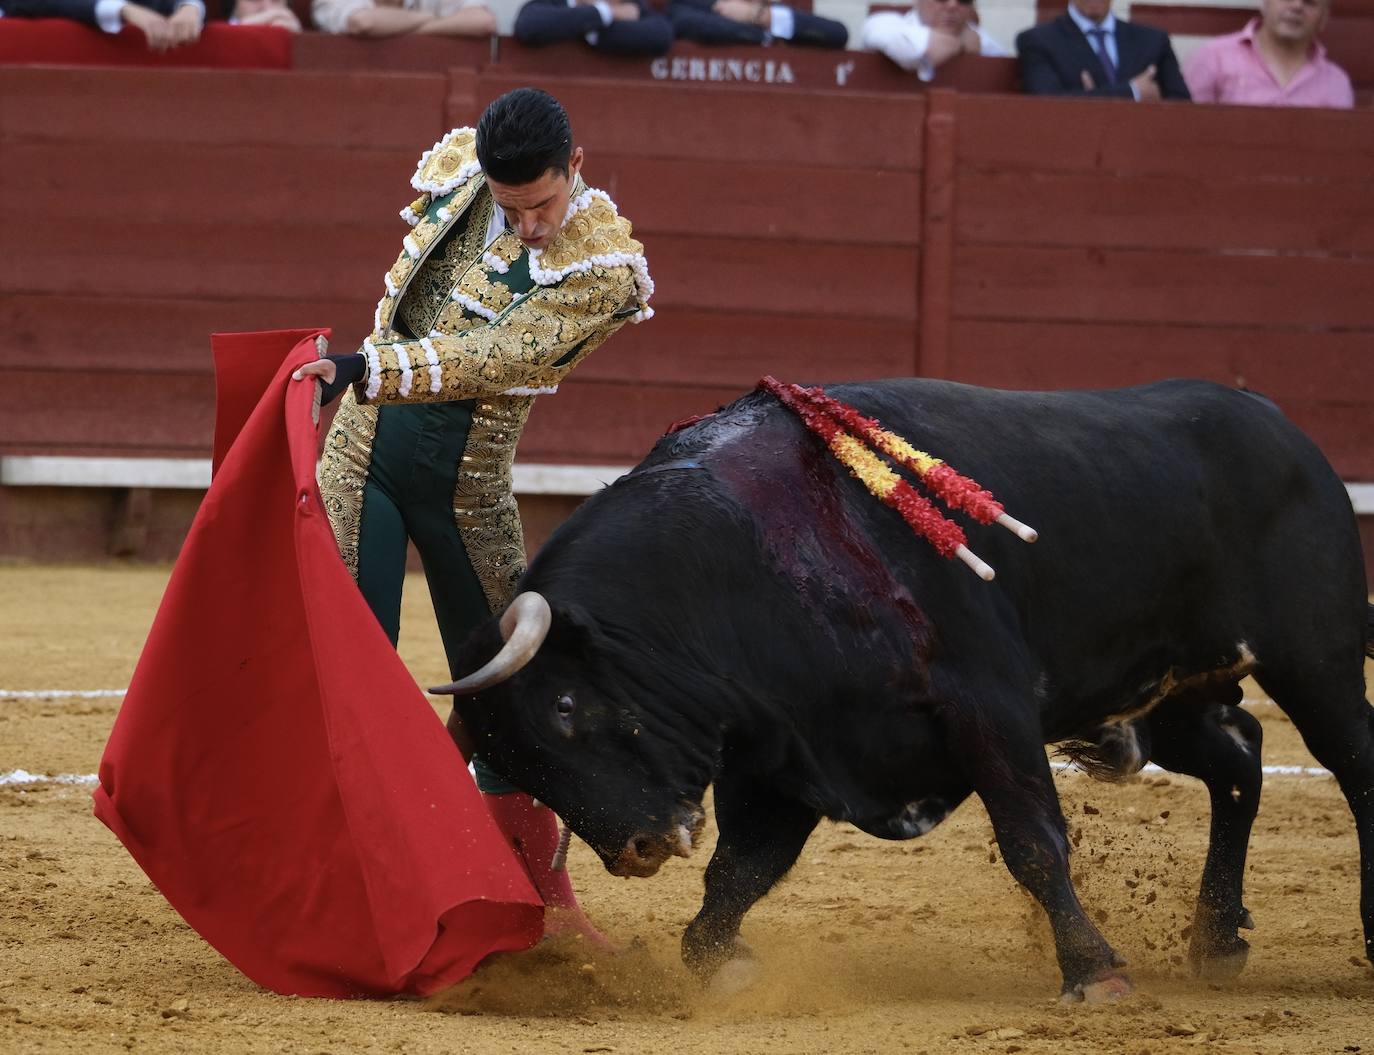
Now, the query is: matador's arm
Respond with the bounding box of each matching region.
[356,263,639,406]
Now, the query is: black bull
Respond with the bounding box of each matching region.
[443,378,1374,1000]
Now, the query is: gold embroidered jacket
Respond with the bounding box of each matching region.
[317,127,653,610]
[357,126,653,406]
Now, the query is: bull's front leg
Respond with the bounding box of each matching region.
[682,767,819,985]
[954,709,1130,1002]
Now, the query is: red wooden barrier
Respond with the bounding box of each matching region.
[0,19,290,67]
[1,60,1371,572]
[296,32,1021,95]
[938,92,1374,481]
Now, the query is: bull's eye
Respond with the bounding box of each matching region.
[554,694,576,737]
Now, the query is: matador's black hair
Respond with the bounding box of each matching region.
[476,88,573,186]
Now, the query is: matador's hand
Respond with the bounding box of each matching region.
[293,354,365,406]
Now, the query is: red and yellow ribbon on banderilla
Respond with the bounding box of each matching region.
[759,377,1037,581]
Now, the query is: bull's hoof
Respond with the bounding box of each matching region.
[1189,935,1250,983]
[1060,970,1133,1004]
[707,954,762,999]
[682,928,754,983]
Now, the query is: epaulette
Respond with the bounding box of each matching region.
[399,127,481,225]
[529,188,655,323]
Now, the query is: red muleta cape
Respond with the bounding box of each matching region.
[93,329,543,998]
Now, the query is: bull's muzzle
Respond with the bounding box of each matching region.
[608,804,707,878]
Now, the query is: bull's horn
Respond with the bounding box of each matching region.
[429,592,551,695]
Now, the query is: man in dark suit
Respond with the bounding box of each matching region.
[668,0,847,48]
[1016,0,1189,100]
[513,0,673,56]
[1,0,205,50]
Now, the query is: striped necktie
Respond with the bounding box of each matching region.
[1087,27,1119,85]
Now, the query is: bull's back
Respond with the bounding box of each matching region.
[834,378,1348,550]
[652,378,1354,582]
[824,378,1363,707]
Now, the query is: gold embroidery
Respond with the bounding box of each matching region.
[317,389,378,578]
[436,299,474,335]
[453,397,535,610]
[410,218,442,253]
[456,265,514,316]
[537,196,644,275]
[405,193,429,219]
[415,128,477,189]
[486,230,523,269]
[436,178,484,226]
[368,264,636,403]
[388,251,415,290]
[376,296,395,335]
[399,194,494,338]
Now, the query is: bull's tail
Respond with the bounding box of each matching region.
[1367,603,1374,660]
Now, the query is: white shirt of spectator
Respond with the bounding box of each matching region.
[861,4,1008,83]
[93,0,205,34]
[766,6,796,42]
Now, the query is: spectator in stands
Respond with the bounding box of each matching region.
[1016,0,1189,100]
[513,0,672,55]
[1,0,205,51]
[1183,0,1353,108]
[667,0,847,48]
[862,0,1009,81]
[313,0,495,37]
[226,0,301,29]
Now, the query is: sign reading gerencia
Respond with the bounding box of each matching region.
[649,56,798,85]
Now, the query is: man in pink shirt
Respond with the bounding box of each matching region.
[1184,0,1354,108]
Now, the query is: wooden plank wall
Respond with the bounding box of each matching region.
[937,92,1374,479]
[0,66,449,459]
[1,64,1370,484]
[469,74,928,462]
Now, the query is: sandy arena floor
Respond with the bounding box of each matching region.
[2,563,1372,1055]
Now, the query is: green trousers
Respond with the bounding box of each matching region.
[355,398,517,794]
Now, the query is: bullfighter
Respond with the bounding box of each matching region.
[292,86,653,944]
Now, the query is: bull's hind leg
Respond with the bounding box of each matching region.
[682,768,819,985]
[1143,691,1262,980]
[1256,658,1374,968]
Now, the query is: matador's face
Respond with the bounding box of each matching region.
[487,146,586,251]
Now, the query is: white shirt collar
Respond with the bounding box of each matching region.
[486,201,508,246]
[1067,3,1116,34]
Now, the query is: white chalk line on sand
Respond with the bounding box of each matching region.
[1051,760,1333,778]
[1,761,1334,789]
[1,689,127,699]
[0,696,1333,784]
[5,686,1297,703]
[2,770,99,787]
